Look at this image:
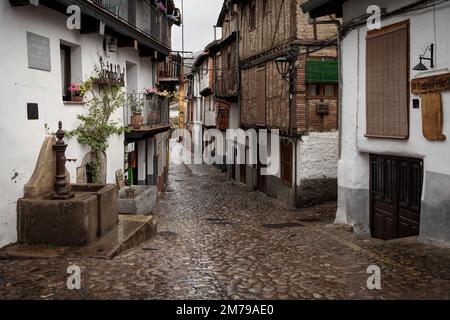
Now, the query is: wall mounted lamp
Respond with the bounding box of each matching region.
[275,55,294,81]
[413,43,434,71]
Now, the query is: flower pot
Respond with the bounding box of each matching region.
[130,112,144,129]
[72,94,83,102]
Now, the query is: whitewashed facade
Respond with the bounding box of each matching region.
[303,0,450,247]
[0,0,177,248]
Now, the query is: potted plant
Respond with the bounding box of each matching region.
[128,94,145,129]
[68,83,83,102]
[144,86,158,98]
[155,1,167,15]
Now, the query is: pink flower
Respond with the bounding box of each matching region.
[145,87,159,95]
[68,83,81,93]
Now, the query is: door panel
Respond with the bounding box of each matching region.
[256,67,266,125]
[370,154,423,240]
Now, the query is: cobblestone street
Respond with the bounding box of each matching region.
[1,144,450,300]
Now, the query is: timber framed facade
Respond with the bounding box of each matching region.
[228,0,340,208]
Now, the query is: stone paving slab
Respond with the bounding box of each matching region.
[0,154,449,300]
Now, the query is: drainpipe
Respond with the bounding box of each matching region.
[307,17,342,158]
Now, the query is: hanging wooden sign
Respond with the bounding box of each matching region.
[411,73,450,94]
[421,93,446,141]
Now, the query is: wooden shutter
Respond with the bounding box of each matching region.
[366,20,410,139]
[256,66,266,125]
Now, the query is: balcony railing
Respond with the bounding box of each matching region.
[93,0,171,47]
[158,54,182,81]
[216,72,238,98]
[124,92,170,128]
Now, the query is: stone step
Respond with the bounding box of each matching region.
[81,215,158,259]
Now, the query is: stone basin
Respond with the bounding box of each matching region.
[118,185,157,215]
[17,184,118,246]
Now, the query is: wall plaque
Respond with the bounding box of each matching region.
[27,32,51,71]
[411,73,450,94]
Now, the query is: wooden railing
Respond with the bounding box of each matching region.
[158,54,182,81]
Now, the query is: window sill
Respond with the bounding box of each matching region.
[364,134,409,140]
[63,101,85,105]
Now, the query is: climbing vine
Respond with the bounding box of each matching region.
[66,66,128,183]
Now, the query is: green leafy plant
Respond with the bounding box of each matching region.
[128,93,144,114]
[66,66,128,183]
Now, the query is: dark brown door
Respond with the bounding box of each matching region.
[256,66,266,125]
[256,142,266,193]
[240,164,246,185]
[370,154,423,240]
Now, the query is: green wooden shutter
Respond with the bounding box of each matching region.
[306,60,338,84]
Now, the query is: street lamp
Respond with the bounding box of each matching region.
[275,55,293,81]
[413,43,434,71]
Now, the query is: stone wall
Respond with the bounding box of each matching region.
[296,131,339,206]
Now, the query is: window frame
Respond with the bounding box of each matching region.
[60,44,72,102]
[306,84,338,99]
[249,0,256,31]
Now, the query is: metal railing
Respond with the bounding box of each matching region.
[93,0,171,47]
[124,92,169,128]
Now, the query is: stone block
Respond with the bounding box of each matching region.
[17,195,98,246]
[118,185,157,215]
[71,184,119,236]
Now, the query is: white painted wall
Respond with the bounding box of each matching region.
[0,3,155,248]
[336,0,450,223]
[296,131,339,185]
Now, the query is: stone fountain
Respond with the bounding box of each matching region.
[17,122,118,246]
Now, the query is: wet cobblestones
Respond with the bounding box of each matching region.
[1,149,450,300]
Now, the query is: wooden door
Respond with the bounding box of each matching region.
[370,154,423,240]
[256,142,266,193]
[256,66,266,125]
[240,164,247,185]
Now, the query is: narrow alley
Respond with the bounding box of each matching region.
[1,141,449,300]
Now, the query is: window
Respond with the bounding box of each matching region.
[249,0,256,30]
[60,41,82,102]
[262,0,268,16]
[280,140,292,185]
[307,84,337,99]
[60,45,71,101]
[366,21,409,139]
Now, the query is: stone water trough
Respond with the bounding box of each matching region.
[16,122,118,247]
[118,185,157,215]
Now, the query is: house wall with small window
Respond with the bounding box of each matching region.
[235,0,339,208]
[0,2,159,248]
[335,0,450,247]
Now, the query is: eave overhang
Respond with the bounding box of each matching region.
[10,0,171,57]
[300,0,345,19]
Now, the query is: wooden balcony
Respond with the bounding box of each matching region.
[124,93,170,141]
[158,54,182,83]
